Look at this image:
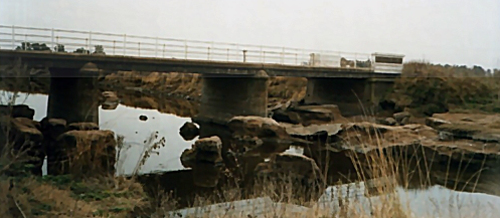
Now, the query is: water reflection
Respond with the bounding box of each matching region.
[3,91,196,175]
[3,90,500,216]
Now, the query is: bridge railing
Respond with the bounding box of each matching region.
[0,25,373,70]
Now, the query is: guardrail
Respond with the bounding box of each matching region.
[0,25,375,70]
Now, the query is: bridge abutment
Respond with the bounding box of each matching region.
[47,63,100,124]
[196,70,269,124]
[304,77,394,116]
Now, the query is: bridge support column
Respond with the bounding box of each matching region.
[196,70,269,124]
[47,63,100,124]
[304,78,394,116]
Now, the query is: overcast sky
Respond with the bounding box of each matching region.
[2,0,500,69]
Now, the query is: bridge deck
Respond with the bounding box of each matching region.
[0,50,398,79]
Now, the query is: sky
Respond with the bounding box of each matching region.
[1,0,500,69]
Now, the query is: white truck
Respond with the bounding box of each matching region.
[371,53,405,74]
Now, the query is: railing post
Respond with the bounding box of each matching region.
[281,47,285,64]
[11,25,15,49]
[51,28,54,51]
[138,42,141,56]
[89,31,92,52]
[184,40,188,59]
[123,34,127,55]
[207,47,211,60]
[85,38,89,53]
[243,50,247,62]
[226,48,229,61]
[263,51,266,62]
[113,40,116,55]
[24,34,27,50]
[260,46,263,62]
[163,44,166,58]
[354,53,357,68]
[155,37,158,57]
[295,53,298,65]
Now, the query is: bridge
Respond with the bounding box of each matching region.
[0,25,404,123]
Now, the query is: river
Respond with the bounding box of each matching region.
[3,90,500,217]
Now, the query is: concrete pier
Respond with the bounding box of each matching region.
[47,63,100,124]
[196,70,269,124]
[304,78,394,116]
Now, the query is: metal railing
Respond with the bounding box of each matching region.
[0,25,374,69]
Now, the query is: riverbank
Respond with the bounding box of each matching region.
[1,62,500,217]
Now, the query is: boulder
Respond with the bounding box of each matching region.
[0,105,35,120]
[100,91,119,110]
[180,136,224,188]
[425,117,451,129]
[49,130,116,176]
[393,111,411,123]
[378,117,397,126]
[180,149,196,168]
[1,117,44,175]
[67,122,99,131]
[180,136,223,168]
[227,116,285,137]
[400,116,410,125]
[227,116,292,157]
[40,118,67,140]
[272,104,344,126]
[179,122,199,141]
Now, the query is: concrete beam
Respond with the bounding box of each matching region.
[0,50,399,79]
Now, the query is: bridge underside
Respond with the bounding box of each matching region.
[0,50,398,123]
[304,78,394,116]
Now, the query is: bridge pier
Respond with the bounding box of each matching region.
[47,63,100,124]
[304,77,394,116]
[195,70,269,124]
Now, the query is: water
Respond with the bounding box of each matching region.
[3,91,196,175]
[3,90,500,217]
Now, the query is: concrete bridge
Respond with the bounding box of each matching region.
[0,25,405,124]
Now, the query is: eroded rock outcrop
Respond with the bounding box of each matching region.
[271,104,345,126]
[181,136,223,168]
[1,117,44,175]
[0,104,35,119]
[50,130,116,177]
[100,91,119,110]
[227,116,311,158]
[181,136,224,187]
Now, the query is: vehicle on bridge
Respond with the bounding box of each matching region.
[371,53,405,74]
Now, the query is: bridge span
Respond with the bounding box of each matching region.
[0,25,405,123]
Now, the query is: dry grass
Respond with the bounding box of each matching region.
[1,62,497,217]
[0,175,147,218]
